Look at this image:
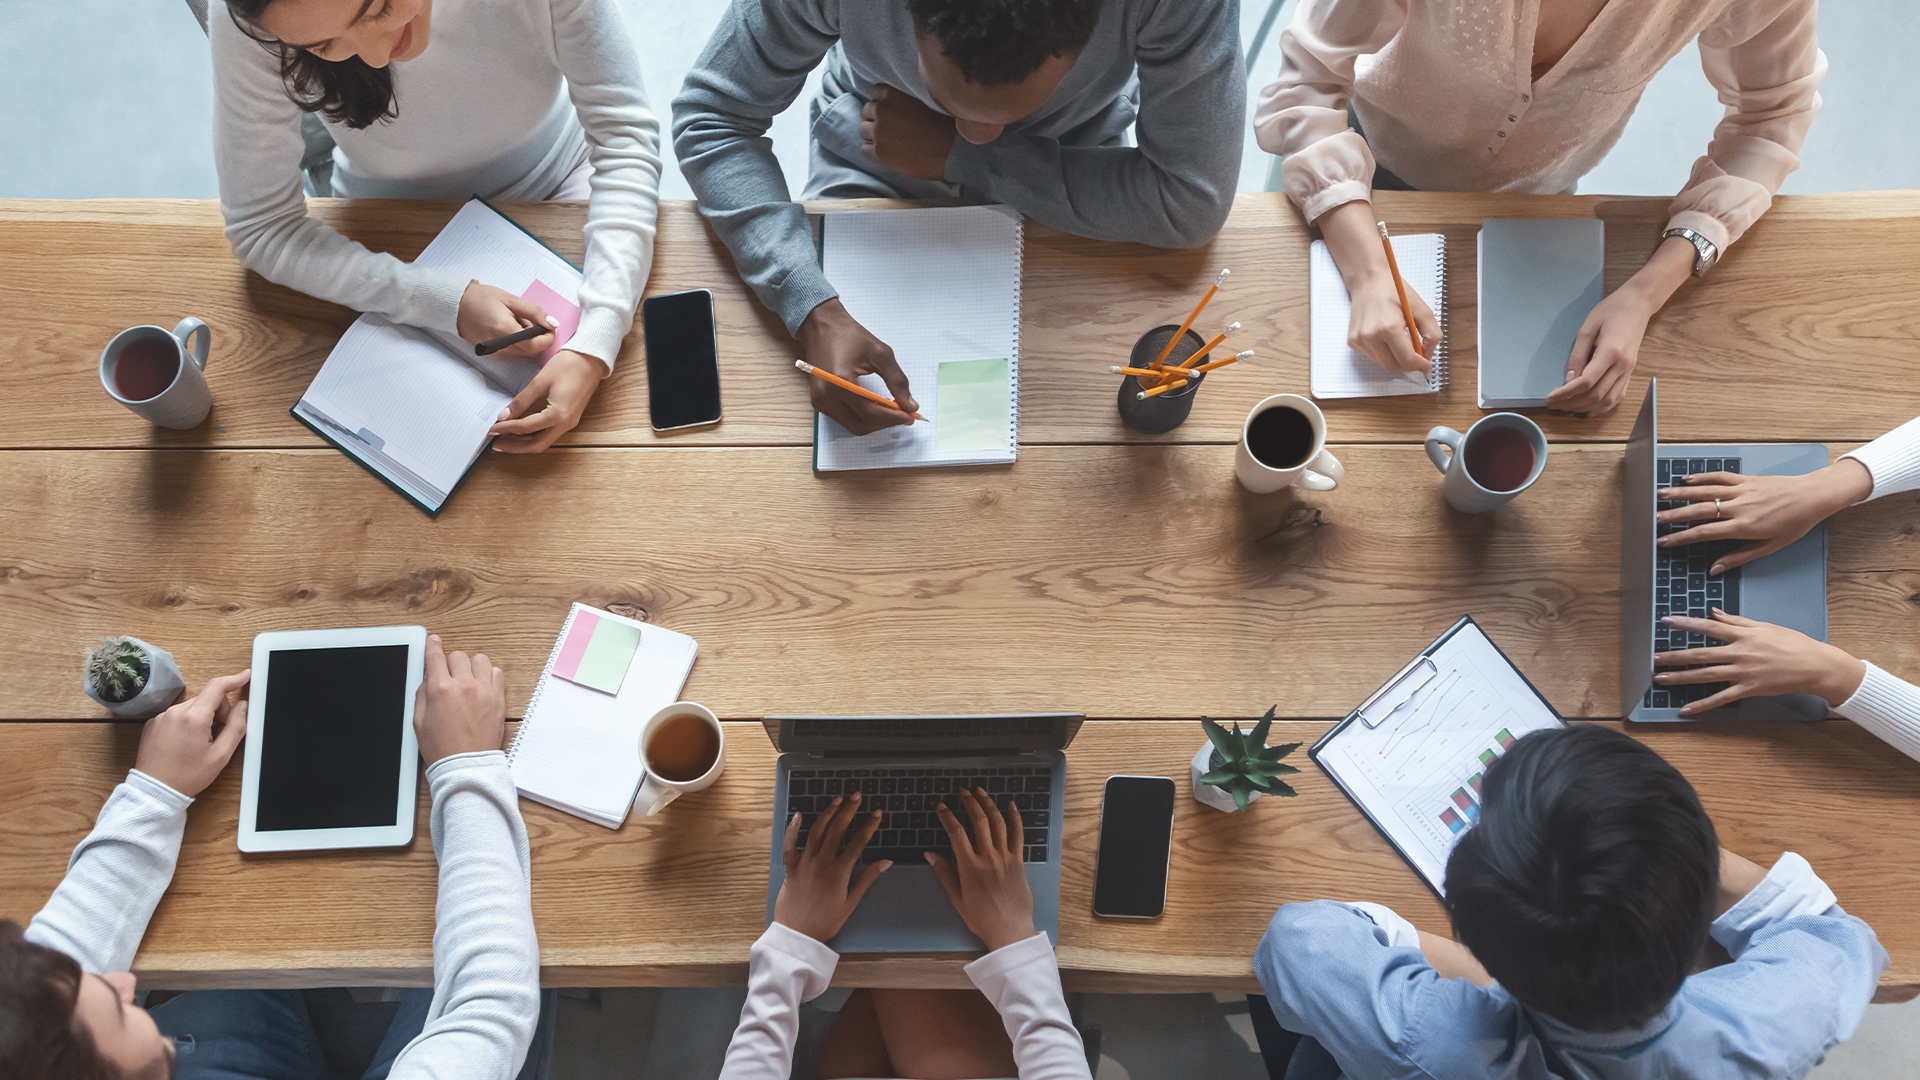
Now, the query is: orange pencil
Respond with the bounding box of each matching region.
[1111,366,1176,377]
[1377,221,1424,357]
[1185,349,1255,376]
[793,359,924,421]
[1167,322,1241,376]
[1137,379,1190,400]
[1148,268,1231,370]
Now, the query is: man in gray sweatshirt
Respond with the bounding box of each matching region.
[673,0,1244,435]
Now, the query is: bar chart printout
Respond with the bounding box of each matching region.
[1313,621,1563,894]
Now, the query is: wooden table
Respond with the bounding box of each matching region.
[2,193,1918,999]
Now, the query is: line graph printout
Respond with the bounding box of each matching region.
[1314,621,1562,894]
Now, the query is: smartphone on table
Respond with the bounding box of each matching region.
[641,288,722,431]
[1092,775,1177,919]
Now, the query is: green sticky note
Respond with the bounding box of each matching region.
[936,358,1010,454]
[569,617,641,694]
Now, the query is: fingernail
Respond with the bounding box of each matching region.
[1654,673,1669,682]
[1710,565,1723,575]
[546,316,559,328]
[497,407,510,421]
[830,797,842,806]
[429,634,440,641]
[1659,616,1673,624]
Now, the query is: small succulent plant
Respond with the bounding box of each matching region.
[1200,707,1301,811]
[86,637,151,704]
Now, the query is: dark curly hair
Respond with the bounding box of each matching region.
[1444,726,1720,1032]
[909,0,1104,86]
[0,920,127,1080]
[226,0,399,129]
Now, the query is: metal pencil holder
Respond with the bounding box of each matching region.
[1117,325,1208,435]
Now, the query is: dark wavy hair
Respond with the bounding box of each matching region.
[909,0,1104,86]
[0,921,127,1080]
[1443,726,1720,1032]
[226,0,398,129]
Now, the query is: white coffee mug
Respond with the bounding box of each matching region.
[1235,394,1345,494]
[99,318,212,429]
[633,702,725,818]
[1425,413,1548,513]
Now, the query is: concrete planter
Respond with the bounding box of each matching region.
[84,637,185,719]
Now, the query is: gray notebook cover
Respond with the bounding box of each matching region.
[1476,219,1605,408]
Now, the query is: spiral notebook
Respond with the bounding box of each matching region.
[506,604,698,829]
[1309,235,1450,399]
[812,205,1022,470]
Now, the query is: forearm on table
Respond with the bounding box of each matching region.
[1842,417,1920,500]
[25,771,191,974]
[1835,663,1920,765]
[1317,198,1389,290]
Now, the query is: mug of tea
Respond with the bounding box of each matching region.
[1425,413,1547,513]
[1235,394,1344,494]
[99,318,212,429]
[634,702,725,817]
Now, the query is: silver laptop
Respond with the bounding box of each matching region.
[764,714,1081,952]
[1620,379,1828,720]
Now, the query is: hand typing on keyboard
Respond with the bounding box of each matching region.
[1654,611,1868,717]
[1657,462,1873,575]
[925,788,1038,953]
[773,792,890,944]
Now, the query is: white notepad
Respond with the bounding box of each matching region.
[812,205,1022,471]
[292,199,583,513]
[506,604,699,829]
[1309,235,1450,399]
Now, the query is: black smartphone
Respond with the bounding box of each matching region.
[1092,775,1177,919]
[641,288,722,431]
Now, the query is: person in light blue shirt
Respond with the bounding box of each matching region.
[1254,725,1887,1080]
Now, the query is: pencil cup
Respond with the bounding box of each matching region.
[99,319,212,429]
[1117,325,1209,435]
[633,702,725,818]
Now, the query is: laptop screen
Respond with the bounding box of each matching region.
[1619,380,1659,714]
[764,714,1084,755]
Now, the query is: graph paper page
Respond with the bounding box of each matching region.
[1309,235,1448,399]
[1314,622,1562,894]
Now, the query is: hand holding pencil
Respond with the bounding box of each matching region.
[796,298,920,434]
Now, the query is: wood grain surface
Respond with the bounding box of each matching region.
[2,719,1913,994]
[6,191,1919,451]
[4,444,1915,722]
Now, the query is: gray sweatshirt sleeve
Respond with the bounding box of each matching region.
[672,0,843,334]
[387,751,541,1080]
[26,770,193,974]
[945,0,1245,250]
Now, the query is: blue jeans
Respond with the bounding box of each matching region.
[151,988,556,1080]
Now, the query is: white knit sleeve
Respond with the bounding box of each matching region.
[1835,662,1920,766]
[25,771,192,974]
[1841,417,1920,501]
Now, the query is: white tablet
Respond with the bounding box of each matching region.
[239,625,426,853]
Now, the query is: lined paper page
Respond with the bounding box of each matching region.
[814,206,1021,470]
[509,605,698,829]
[1310,235,1448,399]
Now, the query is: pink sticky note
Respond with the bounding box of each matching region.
[523,280,581,365]
[551,609,600,682]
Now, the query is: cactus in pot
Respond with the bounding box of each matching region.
[83,636,185,719]
[1191,706,1300,812]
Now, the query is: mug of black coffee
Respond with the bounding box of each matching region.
[1425,413,1547,512]
[1235,394,1344,493]
[99,318,212,429]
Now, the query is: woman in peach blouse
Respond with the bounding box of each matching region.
[1255,0,1825,415]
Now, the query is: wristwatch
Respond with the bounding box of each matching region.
[1661,227,1719,277]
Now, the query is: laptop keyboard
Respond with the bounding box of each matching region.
[786,765,1053,864]
[1647,456,1743,709]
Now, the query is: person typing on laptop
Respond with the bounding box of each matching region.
[1653,417,1920,757]
[720,788,1090,1080]
[0,635,541,1080]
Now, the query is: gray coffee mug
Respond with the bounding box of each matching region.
[99,319,212,429]
[1425,413,1547,513]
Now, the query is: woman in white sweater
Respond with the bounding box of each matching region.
[3,637,538,1079]
[213,0,661,452]
[1655,418,1920,761]
[1255,0,1825,415]
[722,788,1091,1080]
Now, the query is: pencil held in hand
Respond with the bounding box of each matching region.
[475,322,549,357]
[794,359,924,422]
[1378,221,1425,357]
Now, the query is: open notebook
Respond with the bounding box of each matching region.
[291,199,584,514]
[1310,235,1450,399]
[812,205,1022,471]
[507,604,699,829]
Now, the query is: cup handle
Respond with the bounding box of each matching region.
[1425,427,1462,474]
[173,318,210,370]
[1309,447,1344,483]
[633,774,680,818]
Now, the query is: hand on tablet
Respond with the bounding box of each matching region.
[774,792,890,944]
[134,670,250,798]
[415,634,507,765]
[925,788,1037,952]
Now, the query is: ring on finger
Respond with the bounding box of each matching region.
[1714,498,1723,519]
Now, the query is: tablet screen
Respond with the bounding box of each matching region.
[256,644,410,832]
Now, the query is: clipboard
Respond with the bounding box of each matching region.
[1309,615,1565,896]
